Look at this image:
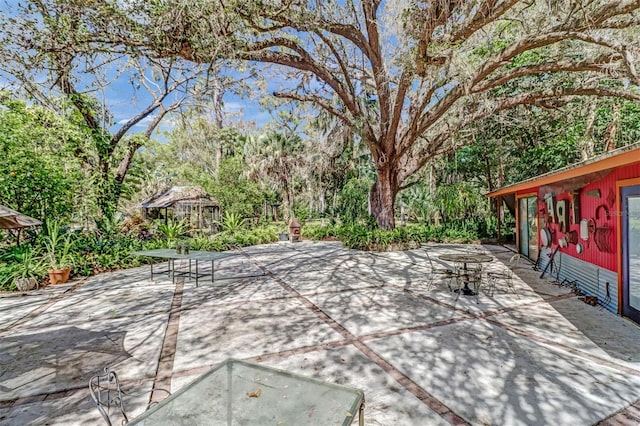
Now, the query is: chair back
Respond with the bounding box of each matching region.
[509,253,521,267]
[89,367,129,426]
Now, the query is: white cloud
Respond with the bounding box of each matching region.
[117,114,157,127]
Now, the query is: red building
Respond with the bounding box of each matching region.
[488,142,640,323]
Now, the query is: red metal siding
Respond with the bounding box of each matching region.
[529,162,640,272]
[517,162,640,272]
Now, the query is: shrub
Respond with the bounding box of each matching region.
[301,221,479,250]
[156,219,188,246]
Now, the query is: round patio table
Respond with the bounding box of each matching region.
[438,253,494,296]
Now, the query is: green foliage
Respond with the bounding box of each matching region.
[215,211,247,233]
[400,183,437,223]
[156,219,188,246]
[0,96,84,222]
[302,224,340,240]
[515,139,579,179]
[41,221,75,270]
[302,222,479,251]
[292,205,310,224]
[209,157,266,218]
[434,182,489,223]
[71,230,161,275]
[0,246,46,289]
[335,176,372,224]
[188,225,279,251]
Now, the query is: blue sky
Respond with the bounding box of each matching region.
[104,67,275,138]
[0,0,301,139]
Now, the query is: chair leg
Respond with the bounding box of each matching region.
[425,273,434,291]
[505,273,517,295]
[473,276,481,304]
[487,276,496,297]
[453,275,463,301]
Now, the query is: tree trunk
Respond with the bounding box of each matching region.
[429,163,441,227]
[580,101,597,161]
[369,166,397,230]
[604,103,620,152]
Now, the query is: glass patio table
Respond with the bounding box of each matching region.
[130,249,238,286]
[438,253,493,296]
[128,358,365,426]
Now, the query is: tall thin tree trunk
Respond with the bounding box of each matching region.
[604,103,620,152]
[580,101,597,161]
[429,163,440,227]
[212,76,224,175]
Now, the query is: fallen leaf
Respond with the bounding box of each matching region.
[247,389,261,398]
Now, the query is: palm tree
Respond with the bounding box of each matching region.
[246,131,304,221]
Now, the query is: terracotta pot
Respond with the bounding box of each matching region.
[48,268,71,284]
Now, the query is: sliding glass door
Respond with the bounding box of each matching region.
[622,185,640,323]
[518,196,539,261]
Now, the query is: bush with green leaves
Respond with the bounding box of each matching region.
[301,222,480,251]
[156,219,188,246]
[41,221,75,270]
[0,97,84,223]
[214,211,247,233]
[0,246,47,290]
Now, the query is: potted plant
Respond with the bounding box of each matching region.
[1,248,46,291]
[42,221,74,284]
[11,249,46,291]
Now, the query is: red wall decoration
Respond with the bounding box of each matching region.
[528,162,640,272]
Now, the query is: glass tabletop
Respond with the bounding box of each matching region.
[130,249,238,262]
[438,253,493,264]
[128,358,364,426]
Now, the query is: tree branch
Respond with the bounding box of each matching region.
[273,91,354,127]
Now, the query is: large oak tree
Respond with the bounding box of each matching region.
[0,1,216,220]
[31,0,640,228]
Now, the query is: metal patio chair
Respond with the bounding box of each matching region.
[424,249,458,291]
[453,263,483,303]
[89,368,129,425]
[89,367,172,425]
[486,253,520,296]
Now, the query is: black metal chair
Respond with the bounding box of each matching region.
[89,368,129,425]
[453,263,483,303]
[424,249,458,291]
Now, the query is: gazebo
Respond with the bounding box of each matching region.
[141,186,220,232]
[0,205,42,230]
[0,205,42,244]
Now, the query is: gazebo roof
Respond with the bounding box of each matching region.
[0,205,42,229]
[140,186,218,209]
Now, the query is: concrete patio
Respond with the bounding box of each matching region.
[1,241,640,425]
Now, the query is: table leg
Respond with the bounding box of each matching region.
[150,262,153,281]
[211,260,214,283]
[359,395,365,426]
[456,262,477,296]
[195,260,199,288]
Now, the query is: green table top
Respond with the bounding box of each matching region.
[130,249,238,262]
[128,358,364,425]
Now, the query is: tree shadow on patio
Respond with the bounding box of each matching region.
[0,326,130,399]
